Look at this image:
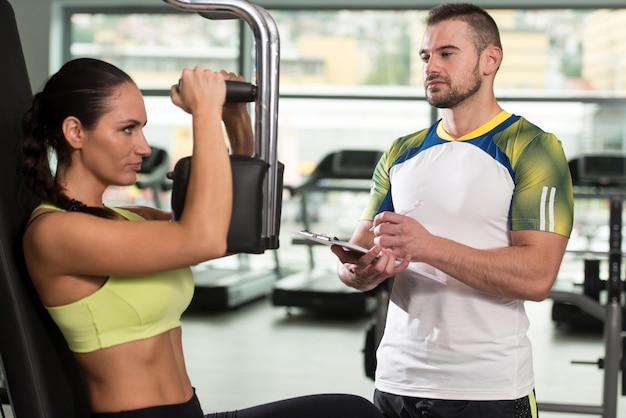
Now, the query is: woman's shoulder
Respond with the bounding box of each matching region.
[25,202,64,230]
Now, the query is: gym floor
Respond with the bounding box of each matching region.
[1,277,623,418]
[181,297,624,418]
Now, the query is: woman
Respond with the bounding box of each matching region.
[20,58,383,418]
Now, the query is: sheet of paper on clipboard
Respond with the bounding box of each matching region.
[291,230,446,285]
[290,230,368,253]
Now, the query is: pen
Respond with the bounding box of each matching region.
[369,200,424,231]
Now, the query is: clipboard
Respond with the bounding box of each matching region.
[290,230,368,253]
[290,230,448,285]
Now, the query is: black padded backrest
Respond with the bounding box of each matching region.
[0,1,90,417]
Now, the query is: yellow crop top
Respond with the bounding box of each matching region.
[36,203,195,353]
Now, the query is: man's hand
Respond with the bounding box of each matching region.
[332,222,410,292]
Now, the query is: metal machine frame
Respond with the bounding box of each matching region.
[164,0,282,251]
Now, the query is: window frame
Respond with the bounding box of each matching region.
[60,4,626,138]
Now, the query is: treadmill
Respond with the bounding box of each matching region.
[188,255,282,311]
[272,149,382,316]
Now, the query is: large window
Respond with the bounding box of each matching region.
[64,6,626,269]
[67,8,626,93]
[66,7,626,164]
[68,11,241,90]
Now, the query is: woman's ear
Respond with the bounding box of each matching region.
[61,116,84,150]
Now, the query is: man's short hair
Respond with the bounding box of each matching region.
[427,3,502,53]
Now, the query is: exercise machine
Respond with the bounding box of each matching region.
[188,256,281,311]
[551,155,626,329]
[272,149,382,316]
[542,154,626,418]
[167,151,284,311]
[0,1,282,416]
[163,0,285,311]
[0,1,92,416]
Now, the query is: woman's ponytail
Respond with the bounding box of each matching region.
[20,92,56,209]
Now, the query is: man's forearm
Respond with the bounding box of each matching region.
[418,231,568,301]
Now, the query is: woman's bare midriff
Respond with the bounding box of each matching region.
[74,327,194,413]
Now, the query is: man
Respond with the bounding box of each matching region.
[331,3,573,418]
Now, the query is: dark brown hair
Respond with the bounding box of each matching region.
[21,58,135,218]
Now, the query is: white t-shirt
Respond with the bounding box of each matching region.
[364,112,573,400]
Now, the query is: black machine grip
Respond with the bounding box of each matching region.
[224,80,257,103]
[176,79,257,103]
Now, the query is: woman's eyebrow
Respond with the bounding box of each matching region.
[118,118,147,127]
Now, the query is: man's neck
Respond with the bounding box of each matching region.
[439,95,502,139]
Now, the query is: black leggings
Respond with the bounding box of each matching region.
[206,393,383,418]
[91,392,383,418]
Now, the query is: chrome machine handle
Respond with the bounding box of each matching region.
[163,0,281,250]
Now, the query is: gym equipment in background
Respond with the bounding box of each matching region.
[135,146,172,209]
[272,150,383,316]
[543,154,626,417]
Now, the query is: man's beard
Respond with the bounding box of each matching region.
[425,64,482,109]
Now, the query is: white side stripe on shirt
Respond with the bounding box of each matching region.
[540,186,556,232]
